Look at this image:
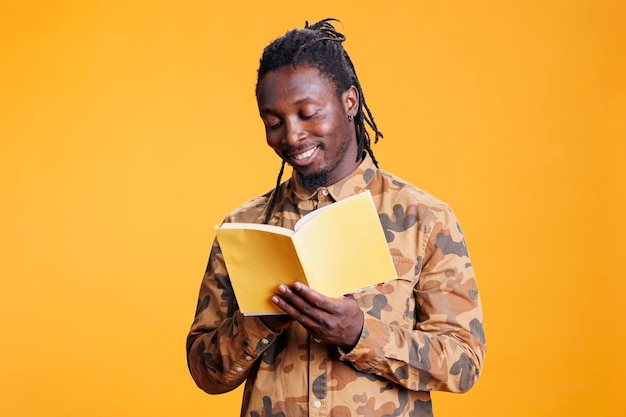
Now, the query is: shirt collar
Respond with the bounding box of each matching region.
[288,152,377,202]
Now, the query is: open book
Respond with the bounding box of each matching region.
[215,190,397,315]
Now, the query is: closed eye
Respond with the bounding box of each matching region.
[300,110,320,120]
[263,118,282,130]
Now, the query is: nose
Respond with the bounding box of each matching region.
[283,117,306,146]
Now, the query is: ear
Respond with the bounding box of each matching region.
[342,85,359,117]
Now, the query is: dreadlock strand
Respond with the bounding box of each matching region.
[263,160,286,224]
[363,98,383,142]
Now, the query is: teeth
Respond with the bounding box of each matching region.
[292,148,315,160]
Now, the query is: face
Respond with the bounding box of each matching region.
[256,65,360,192]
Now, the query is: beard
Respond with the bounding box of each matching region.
[296,170,330,194]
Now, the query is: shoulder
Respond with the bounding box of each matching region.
[373,169,467,244]
[374,168,452,214]
[222,188,274,224]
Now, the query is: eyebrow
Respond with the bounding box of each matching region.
[259,96,317,115]
[293,96,314,105]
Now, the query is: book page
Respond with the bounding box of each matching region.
[215,227,306,315]
[219,221,294,236]
[291,191,397,297]
[293,192,364,232]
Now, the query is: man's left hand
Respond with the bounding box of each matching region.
[271,282,364,349]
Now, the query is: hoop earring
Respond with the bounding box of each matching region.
[348,114,353,121]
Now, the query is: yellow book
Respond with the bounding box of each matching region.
[215,190,397,315]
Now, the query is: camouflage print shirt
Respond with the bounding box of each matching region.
[186,154,486,417]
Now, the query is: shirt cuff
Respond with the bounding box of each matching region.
[337,317,391,365]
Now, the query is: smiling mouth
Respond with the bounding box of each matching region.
[289,146,317,161]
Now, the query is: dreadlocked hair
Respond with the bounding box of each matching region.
[258,18,383,224]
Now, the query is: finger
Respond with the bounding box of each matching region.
[271,293,310,323]
[291,282,334,313]
[276,284,318,315]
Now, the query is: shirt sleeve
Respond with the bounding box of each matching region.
[186,237,281,394]
[338,205,486,393]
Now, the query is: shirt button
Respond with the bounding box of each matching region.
[235,367,243,372]
[245,355,253,361]
[321,188,329,196]
[313,400,321,408]
[261,338,269,345]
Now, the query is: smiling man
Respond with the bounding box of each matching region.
[186,19,486,417]
[257,64,360,193]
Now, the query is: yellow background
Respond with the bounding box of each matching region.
[1,1,624,416]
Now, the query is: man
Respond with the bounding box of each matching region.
[186,18,486,417]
